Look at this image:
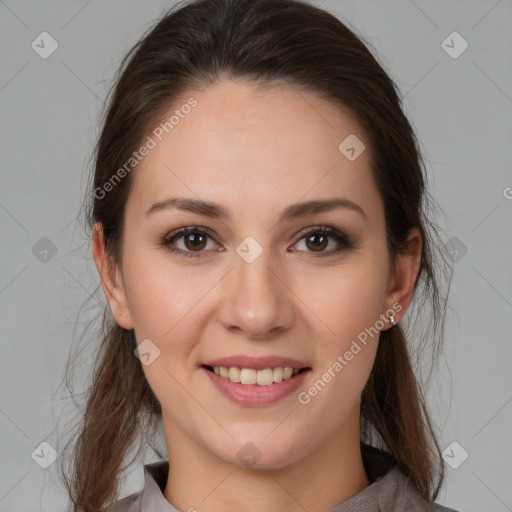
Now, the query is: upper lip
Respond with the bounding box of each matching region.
[202,355,311,370]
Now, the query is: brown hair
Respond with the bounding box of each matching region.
[59,0,452,510]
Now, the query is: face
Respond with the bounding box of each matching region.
[94,79,418,470]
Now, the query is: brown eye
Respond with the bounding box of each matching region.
[160,226,219,258]
[305,233,328,252]
[291,226,353,257]
[184,232,208,251]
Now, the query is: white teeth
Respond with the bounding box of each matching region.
[240,368,257,385]
[283,367,294,379]
[256,368,273,386]
[228,366,241,382]
[211,366,301,385]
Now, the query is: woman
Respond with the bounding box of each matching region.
[60,0,458,510]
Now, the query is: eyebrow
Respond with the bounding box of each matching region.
[146,196,367,222]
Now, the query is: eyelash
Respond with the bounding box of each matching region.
[159,225,354,259]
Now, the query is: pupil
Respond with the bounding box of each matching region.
[308,234,327,251]
[186,233,206,250]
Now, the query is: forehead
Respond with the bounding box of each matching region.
[126,79,382,223]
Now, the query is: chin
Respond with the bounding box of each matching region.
[211,435,303,470]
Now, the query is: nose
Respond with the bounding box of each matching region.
[216,249,295,340]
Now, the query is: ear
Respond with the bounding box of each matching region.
[383,227,422,328]
[92,222,134,330]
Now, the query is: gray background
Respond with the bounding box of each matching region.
[1,1,511,511]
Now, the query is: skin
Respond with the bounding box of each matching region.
[93,79,421,512]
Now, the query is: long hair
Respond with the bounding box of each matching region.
[58,1,452,510]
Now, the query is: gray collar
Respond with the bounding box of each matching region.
[110,444,457,512]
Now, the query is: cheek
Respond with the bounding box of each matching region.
[122,244,218,342]
[120,247,231,409]
[121,252,217,416]
[293,257,387,393]
[295,272,383,425]
[297,261,388,343]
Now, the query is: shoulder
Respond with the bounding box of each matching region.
[390,468,461,512]
[360,444,461,512]
[104,491,142,512]
[431,504,460,512]
[103,459,170,511]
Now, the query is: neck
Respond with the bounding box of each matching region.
[162,411,370,512]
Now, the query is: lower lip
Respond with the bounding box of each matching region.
[201,367,310,406]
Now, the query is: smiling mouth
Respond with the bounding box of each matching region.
[201,365,310,386]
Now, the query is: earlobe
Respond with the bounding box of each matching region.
[384,227,422,328]
[92,222,134,330]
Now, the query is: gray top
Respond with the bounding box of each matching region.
[106,444,459,512]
